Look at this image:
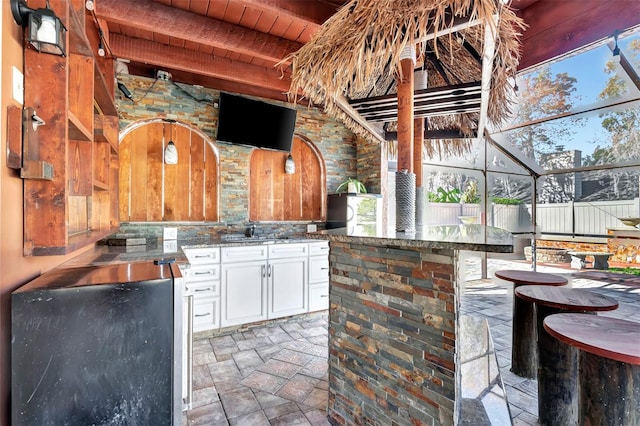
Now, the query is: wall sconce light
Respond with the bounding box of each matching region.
[285,154,295,174]
[164,120,178,165]
[11,0,67,57]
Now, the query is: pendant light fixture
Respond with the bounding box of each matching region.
[164,120,178,165]
[285,153,295,174]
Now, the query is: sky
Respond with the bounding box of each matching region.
[511,32,639,161]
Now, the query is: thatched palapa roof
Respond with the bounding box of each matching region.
[281,0,526,157]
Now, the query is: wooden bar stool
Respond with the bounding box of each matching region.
[494,269,568,378]
[515,285,618,426]
[544,314,640,426]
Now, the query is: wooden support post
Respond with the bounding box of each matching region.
[397,51,414,173]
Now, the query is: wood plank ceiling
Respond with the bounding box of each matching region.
[95,0,639,137]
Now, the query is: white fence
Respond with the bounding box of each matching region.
[534,198,640,236]
[425,198,640,236]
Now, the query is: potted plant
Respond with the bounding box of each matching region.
[336,177,367,194]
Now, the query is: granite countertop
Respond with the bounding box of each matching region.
[314,224,514,253]
[60,235,325,268]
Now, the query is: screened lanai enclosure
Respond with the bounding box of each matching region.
[397,25,640,267]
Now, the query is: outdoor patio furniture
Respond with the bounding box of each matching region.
[568,251,613,270]
[515,285,618,426]
[494,269,568,378]
[544,314,640,426]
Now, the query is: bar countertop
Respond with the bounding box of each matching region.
[313,224,514,253]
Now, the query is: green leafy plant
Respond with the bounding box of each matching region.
[428,187,461,203]
[607,267,640,276]
[336,177,367,194]
[460,181,480,204]
[491,197,522,205]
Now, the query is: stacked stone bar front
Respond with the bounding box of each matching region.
[327,241,457,425]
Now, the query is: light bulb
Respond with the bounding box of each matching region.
[37,16,57,44]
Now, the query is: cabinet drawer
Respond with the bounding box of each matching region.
[309,241,329,256]
[185,264,220,283]
[187,280,219,298]
[183,247,220,265]
[309,256,329,284]
[222,245,268,262]
[309,283,329,311]
[268,243,308,259]
[193,298,219,331]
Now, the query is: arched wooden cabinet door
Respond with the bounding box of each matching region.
[119,120,219,222]
[249,135,326,222]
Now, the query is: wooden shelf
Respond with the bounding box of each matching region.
[93,180,109,191]
[28,226,118,256]
[68,111,92,141]
[94,64,118,116]
[94,114,119,153]
[23,0,119,257]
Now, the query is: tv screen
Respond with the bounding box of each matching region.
[216,92,297,152]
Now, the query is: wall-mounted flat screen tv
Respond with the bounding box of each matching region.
[216,92,297,152]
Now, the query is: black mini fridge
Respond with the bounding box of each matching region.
[11,261,183,426]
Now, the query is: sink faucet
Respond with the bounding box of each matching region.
[245,224,256,238]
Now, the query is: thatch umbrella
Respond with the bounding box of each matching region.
[281,0,526,157]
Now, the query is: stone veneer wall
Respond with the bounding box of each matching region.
[114,74,378,225]
[327,241,457,425]
[537,238,640,265]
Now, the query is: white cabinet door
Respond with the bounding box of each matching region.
[309,256,329,284]
[221,260,267,327]
[193,298,220,332]
[309,283,329,311]
[268,257,307,319]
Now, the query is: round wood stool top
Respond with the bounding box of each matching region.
[515,285,618,312]
[494,269,568,286]
[544,313,640,365]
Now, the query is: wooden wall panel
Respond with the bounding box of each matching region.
[110,153,119,226]
[298,139,322,220]
[128,124,152,220]
[94,141,110,187]
[204,141,219,221]
[164,124,191,220]
[250,136,324,222]
[120,121,220,222]
[68,196,88,235]
[145,124,164,221]
[190,132,205,220]
[119,132,132,220]
[271,152,285,220]
[250,149,273,220]
[68,141,92,196]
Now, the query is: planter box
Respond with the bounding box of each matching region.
[490,204,531,232]
[425,203,480,225]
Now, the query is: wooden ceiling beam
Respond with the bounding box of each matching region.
[125,63,292,103]
[237,0,324,29]
[109,34,291,93]
[98,0,303,65]
[518,0,640,70]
